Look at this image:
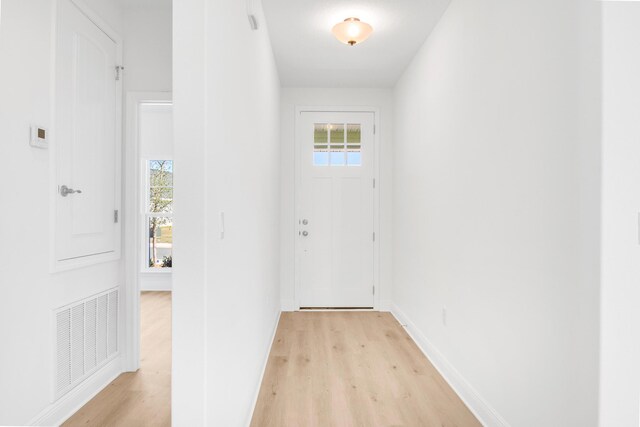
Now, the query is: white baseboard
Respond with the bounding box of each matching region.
[245,308,282,427]
[140,285,172,292]
[139,275,172,292]
[390,304,509,427]
[280,299,295,312]
[29,356,123,426]
[281,299,388,312]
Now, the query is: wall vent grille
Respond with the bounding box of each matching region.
[54,288,119,399]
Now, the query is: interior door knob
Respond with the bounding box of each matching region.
[60,185,82,197]
[302,230,309,237]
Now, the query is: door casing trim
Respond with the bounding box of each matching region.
[123,92,173,372]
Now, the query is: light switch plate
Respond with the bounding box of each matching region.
[30,125,48,149]
[220,211,225,239]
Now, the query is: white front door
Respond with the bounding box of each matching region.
[54,0,120,265]
[297,111,375,308]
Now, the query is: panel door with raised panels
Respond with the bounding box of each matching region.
[297,111,375,308]
[55,0,120,265]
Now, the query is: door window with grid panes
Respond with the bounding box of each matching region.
[313,123,361,166]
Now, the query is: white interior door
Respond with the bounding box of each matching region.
[55,0,120,264]
[297,111,375,308]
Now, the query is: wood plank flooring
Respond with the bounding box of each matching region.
[251,311,480,427]
[64,291,171,427]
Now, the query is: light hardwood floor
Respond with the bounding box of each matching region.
[251,311,480,427]
[64,291,171,427]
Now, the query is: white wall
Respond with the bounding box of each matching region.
[279,88,393,311]
[123,0,172,94]
[139,104,173,159]
[172,0,207,422]
[392,0,601,425]
[600,3,640,426]
[173,0,281,424]
[0,0,123,425]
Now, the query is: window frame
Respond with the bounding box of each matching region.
[313,122,362,167]
[141,158,174,273]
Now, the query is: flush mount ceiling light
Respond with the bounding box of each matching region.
[332,17,373,46]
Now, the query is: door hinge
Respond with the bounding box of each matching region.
[114,209,119,223]
[373,124,376,135]
[373,232,376,242]
[373,285,375,295]
[115,65,124,81]
[373,178,376,188]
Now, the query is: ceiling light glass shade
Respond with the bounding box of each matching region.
[332,18,373,46]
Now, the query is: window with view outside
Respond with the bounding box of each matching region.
[147,160,173,269]
[313,123,361,166]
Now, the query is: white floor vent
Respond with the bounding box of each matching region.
[54,288,119,399]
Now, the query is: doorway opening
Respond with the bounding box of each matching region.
[124,95,173,368]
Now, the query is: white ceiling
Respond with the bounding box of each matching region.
[262,0,451,88]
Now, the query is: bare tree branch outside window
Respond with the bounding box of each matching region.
[148,160,173,268]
